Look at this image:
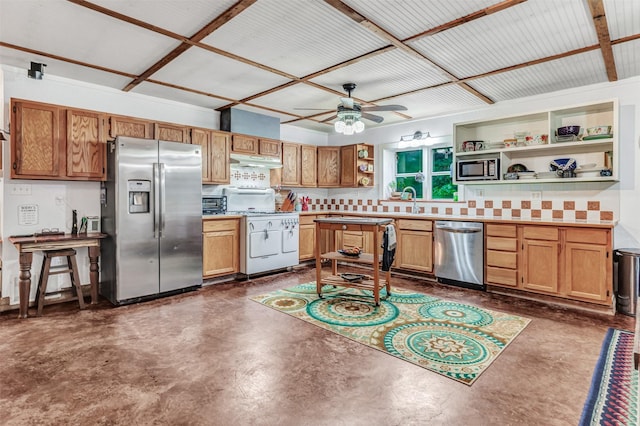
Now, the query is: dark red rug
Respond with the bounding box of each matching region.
[580,328,638,425]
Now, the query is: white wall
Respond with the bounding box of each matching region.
[328,76,640,248]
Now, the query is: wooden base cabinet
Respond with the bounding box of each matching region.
[396,219,433,272]
[299,215,316,261]
[203,219,239,278]
[485,223,612,306]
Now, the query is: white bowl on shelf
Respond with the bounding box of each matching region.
[517,171,537,179]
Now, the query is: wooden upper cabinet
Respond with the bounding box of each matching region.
[210,131,231,184]
[190,128,210,182]
[109,115,153,139]
[281,142,301,186]
[11,99,63,178]
[317,146,340,187]
[259,138,282,158]
[340,144,357,187]
[155,122,189,143]
[66,109,107,180]
[231,134,259,154]
[301,144,317,187]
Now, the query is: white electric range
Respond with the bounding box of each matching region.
[223,187,299,277]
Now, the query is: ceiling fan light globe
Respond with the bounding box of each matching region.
[354,120,365,133]
[335,121,346,132]
[344,124,354,135]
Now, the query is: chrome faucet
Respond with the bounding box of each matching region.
[401,186,419,214]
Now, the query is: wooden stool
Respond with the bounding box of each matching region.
[35,249,85,316]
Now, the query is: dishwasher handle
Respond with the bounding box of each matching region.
[435,225,482,234]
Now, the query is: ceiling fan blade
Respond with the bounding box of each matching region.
[361,104,408,112]
[340,97,354,109]
[361,112,384,123]
[321,114,338,123]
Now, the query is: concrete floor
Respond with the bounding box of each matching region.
[0,265,634,426]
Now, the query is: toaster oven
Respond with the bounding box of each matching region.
[202,196,227,215]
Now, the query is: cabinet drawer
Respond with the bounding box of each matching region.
[343,231,364,249]
[522,226,558,241]
[487,250,517,269]
[486,267,518,287]
[397,219,432,231]
[486,236,517,252]
[299,215,316,225]
[486,223,516,238]
[565,228,609,245]
[203,219,238,232]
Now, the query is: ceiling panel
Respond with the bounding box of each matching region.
[409,0,597,78]
[310,49,451,100]
[613,39,640,80]
[250,84,342,116]
[89,0,239,37]
[604,0,640,39]
[201,0,389,77]
[342,0,498,40]
[0,0,179,75]
[388,85,488,119]
[149,47,292,100]
[467,50,608,102]
[0,46,132,90]
[132,81,231,110]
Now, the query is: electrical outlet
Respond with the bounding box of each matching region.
[10,184,32,195]
[476,189,484,198]
[531,191,542,200]
[55,195,65,206]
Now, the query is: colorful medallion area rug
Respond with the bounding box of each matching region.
[580,328,638,426]
[251,283,531,385]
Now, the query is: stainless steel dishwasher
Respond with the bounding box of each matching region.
[434,221,484,290]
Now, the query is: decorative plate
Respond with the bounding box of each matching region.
[582,134,613,141]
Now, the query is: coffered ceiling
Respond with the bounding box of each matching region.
[1,0,639,133]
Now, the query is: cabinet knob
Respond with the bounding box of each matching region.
[342,225,347,230]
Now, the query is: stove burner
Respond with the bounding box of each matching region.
[228,210,298,216]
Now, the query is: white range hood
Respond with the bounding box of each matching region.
[230,153,283,169]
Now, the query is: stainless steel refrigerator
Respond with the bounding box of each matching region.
[100,136,203,305]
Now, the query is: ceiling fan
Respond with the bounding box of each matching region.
[297,83,408,127]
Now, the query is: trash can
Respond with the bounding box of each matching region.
[614,248,640,316]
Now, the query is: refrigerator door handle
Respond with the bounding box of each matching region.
[159,163,166,236]
[153,163,161,239]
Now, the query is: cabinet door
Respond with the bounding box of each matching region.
[259,138,282,157]
[301,144,317,187]
[203,230,239,277]
[210,131,230,184]
[522,239,559,294]
[232,134,259,154]
[109,116,153,139]
[299,224,316,261]
[317,147,340,187]
[340,145,357,187]
[12,100,62,178]
[155,123,189,143]
[191,128,210,182]
[396,230,433,272]
[564,242,609,302]
[281,142,301,186]
[67,110,106,180]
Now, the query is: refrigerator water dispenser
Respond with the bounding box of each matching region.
[128,180,150,213]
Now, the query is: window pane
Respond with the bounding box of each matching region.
[396,177,423,198]
[432,147,453,173]
[431,175,457,199]
[396,150,423,174]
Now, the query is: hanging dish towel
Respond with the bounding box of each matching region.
[382,224,396,271]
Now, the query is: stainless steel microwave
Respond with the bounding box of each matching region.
[456,158,500,181]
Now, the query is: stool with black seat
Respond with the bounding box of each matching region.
[35,248,85,316]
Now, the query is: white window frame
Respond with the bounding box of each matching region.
[384,141,455,201]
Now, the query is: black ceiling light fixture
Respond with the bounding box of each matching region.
[27,61,46,79]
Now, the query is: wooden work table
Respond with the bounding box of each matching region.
[314,217,393,306]
[8,232,108,319]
